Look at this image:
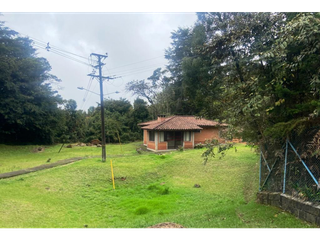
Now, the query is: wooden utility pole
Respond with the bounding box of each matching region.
[89,53,108,162]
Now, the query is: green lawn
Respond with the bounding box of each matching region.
[0,142,139,174]
[0,143,315,228]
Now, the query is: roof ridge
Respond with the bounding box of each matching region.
[154,115,178,130]
[138,115,174,126]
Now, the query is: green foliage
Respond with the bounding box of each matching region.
[136,12,320,145]
[3,13,320,146]
[55,100,86,143]
[201,139,234,165]
[0,22,63,144]
[84,98,150,144]
[0,22,151,145]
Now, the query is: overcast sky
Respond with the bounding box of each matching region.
[1,13,198,111]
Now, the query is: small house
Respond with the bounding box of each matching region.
[138,115,227,152]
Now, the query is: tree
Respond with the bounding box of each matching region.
[84,98,146,143]
[56,99,86,143]
[125,69,161,105]
[262,13,320,139]
[0,22,63,144]
[126,68,167,118]
[129,98,150,133]
[198,12,283,141]
[198,12,320,143]
[129,12,320,146]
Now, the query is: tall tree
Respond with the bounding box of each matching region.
[129,98,150,133]
[199,12,320,142]
[84,98,147,143]
[263,12,320,139]
[0,22,63,144]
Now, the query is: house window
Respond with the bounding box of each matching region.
[149,131,155,141]
[184,131,191,141]
[159,132,165,142]
[164,132,168,141]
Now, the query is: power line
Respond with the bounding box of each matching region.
[24,35,99,111]
[82,79,99,111]
[20,33,101,70]
[102,61,167,76]
[18,32,172,72]
[33,43,92,67]
[33,42,97,111]
[21,32,172,78]
[80,77,96,111]
[18,32,97,63]
[107,55,164,70]
[103,64,167,80]
[33,43,91,65]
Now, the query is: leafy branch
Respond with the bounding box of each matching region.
[201,139,234,165]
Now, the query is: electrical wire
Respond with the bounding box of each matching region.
[20,32,203,107]
[113,65,171,79]
[31,42,98,111]
[33,43,90,65]
[22,32,173,80]
[107,55,163,70]
[19,32,168,72]
[33,43,93,67]
[102,61,167,76]
[80,77,94,110]
[19,32,98,63]
[18,32,127,111]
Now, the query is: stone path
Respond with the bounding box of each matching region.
[0,157,86,179]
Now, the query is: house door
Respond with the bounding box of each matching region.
[174,132,182,148]
[166,131,183,149]
[166,132,175,149]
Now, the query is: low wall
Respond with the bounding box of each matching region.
[257,191,320,226]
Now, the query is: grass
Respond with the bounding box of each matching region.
[0,143,315,228]
[0,142,139,174]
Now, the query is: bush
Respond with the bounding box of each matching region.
[177,145,183,151]
[194,143,204,149]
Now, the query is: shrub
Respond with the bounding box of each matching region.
[194,143,204,149]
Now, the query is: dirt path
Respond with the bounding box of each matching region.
[0,157,86,179]
[0,152,150,180]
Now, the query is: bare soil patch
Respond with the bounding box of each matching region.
[148,222,184,228]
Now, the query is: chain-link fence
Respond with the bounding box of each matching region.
[259,128,320,203]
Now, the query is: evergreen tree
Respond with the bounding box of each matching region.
[0,22,63,144]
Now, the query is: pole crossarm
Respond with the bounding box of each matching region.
[87,74,113,79]
[91,53,108,58]
[92,63,106,68]
[87,74,120,81]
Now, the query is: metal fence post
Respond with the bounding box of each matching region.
[288,140,319,187]
[283,138,288,194]
[259,149,262,191]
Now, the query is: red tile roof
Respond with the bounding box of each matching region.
[140,116,226,131]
